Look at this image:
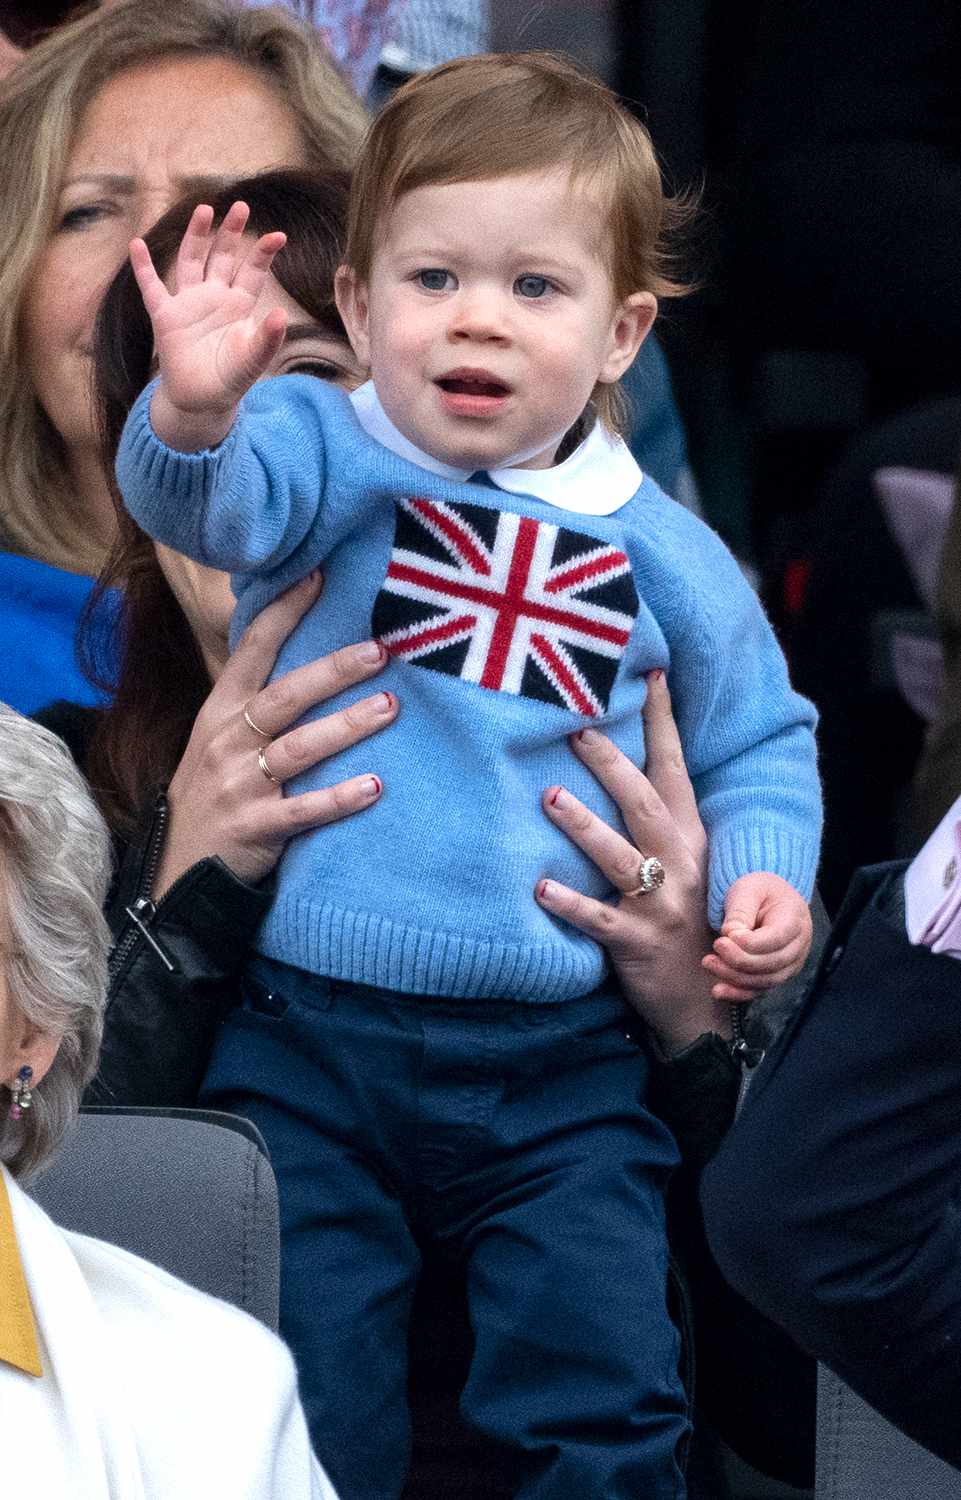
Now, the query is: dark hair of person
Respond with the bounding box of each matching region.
[82,168,352,834]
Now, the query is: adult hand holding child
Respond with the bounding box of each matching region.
[537,667,813,1025]
[151,567,392,900]
[537,669,748,1050]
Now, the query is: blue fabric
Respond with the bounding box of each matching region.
[0,550,119,715]
[200,961,688,1499]
[623,334,689,497]
[117,376,821,995]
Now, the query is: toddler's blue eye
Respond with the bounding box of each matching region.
[515,274,551,299]
[417,268,454,291]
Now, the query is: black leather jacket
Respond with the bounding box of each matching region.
[93,787,273,1105]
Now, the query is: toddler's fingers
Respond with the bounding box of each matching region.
[204,199,251,284]
[719,912,802,955]
[702,954,775,993]
[749,899,803,947]
[231,231,288,297]
[713,930,807,974]
[173,203,216,290]
[714,963,802,996]
[240,305,288,384]
[721,893,763,936]
[711,981,757,1003]
[704,950,805,990]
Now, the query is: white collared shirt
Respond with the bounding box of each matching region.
[349,380,643,516]
[906,790,961,954]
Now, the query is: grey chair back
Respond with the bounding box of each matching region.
[28,1107,280,1330]
[816,1365,961,1498]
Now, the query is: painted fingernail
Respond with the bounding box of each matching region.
[537,880,552,899]
[547,786,567,809]
[362,776,381,799]
[574,728,599,746]
[375,691,395,714]
[358,640,385,663]
[648,668,664,682]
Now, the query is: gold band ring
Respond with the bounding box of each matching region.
[257,744,282,786]
[243,700,271,740]
[623,855,666,899]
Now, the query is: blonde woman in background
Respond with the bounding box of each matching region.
[0,0,365,712]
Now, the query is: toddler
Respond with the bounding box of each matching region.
[117,52,820,1500]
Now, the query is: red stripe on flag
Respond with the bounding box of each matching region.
[384,613,476,656]
[544,550,628,594]
[530,634,597,716]
[410,498,491,575]
[385,562,630,646]
[481,517,538,690]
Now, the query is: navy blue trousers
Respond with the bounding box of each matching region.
[201,961,689,1500]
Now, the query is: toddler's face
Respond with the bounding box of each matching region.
[337,169,654,472]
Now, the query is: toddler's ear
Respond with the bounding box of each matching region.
[599,291,657,385]
[334,265,371,367]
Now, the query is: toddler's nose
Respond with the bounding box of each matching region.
[449,289,510,342]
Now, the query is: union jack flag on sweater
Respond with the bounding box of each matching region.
[372,497,639,717]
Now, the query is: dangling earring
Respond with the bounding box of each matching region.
[8,1065,33,1121]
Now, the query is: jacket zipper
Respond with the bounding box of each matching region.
[730,1003,765,1110]
[108,791,178,978]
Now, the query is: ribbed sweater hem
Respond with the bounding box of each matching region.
[257,895,607,1002]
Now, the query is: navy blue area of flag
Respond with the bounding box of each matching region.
[372,497,638,716]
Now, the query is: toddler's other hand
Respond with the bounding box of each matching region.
[702,872,813,1001]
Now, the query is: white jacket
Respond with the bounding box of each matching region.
[0,1165,338,1499]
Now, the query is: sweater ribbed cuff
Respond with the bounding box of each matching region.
[707,824,820,930]
[116,382,242,556]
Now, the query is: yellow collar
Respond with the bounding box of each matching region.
[0,1169,42,1376]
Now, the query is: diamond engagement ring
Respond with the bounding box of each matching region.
[624,855,665,898]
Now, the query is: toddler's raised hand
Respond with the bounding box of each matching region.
[702,871,813,1002]
[129,200,287,452]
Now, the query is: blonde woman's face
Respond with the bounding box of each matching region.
[20,55,307,458]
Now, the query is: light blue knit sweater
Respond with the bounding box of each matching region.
[117,376,821,1001]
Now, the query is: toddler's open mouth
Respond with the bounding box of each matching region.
[436,371,510,398]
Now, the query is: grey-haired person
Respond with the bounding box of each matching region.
[0,702,339,1499]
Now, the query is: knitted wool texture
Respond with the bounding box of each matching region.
[117,377,821,1000]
